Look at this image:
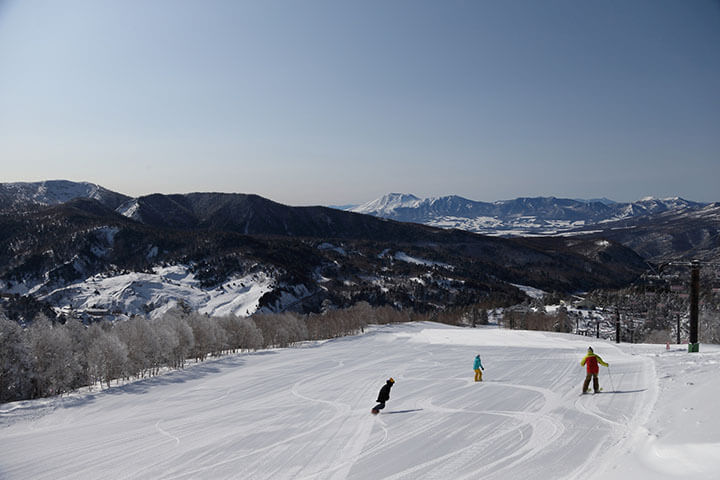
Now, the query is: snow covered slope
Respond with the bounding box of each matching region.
[351,193,423,217]
[0,180,130,211]
[38,265,276,319]
[2,322,718,479]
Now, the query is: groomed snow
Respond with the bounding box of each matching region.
[1,322,719,479]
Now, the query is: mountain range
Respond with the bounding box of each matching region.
[349,192,707,234]
[348,193,719,262]
[0,180,655,322]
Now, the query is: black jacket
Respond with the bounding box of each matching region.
[376,381,393,403]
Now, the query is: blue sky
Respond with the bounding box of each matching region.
[1,0,718,205]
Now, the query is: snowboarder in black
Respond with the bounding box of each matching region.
[371,378,394,414]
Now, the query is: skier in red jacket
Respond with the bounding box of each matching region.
[580,347,608,394]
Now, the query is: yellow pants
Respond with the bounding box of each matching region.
[474,369,483,382]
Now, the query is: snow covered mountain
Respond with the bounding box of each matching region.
[0,180,713,322]
[0,180,130,212]
[0,193,647,323]
[350,193,424,216]
[350,193,707,236]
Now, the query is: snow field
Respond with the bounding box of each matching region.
[38,265,276,319]
[1,322,718,479]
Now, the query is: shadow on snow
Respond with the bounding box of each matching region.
[602,389,647,395]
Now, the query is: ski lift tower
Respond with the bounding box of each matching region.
[668,259,717,353]
[688,260,700,352]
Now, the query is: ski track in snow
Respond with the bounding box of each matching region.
[155,420,181,446]
[0,323,660,480]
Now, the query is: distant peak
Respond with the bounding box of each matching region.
[638,195,684,202]
[351,193,422,214]
[383,193,420,201]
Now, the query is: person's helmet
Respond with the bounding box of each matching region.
[588,347,594,353]
[388,377,395,383]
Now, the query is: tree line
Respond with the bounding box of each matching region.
[0,302,423,403]
[499,286,720,344]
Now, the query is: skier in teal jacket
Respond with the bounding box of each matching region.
[473,354,484,382]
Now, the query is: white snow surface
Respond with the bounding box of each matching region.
[39,265,275,319]
[1,180,109,206]
[351,193,422,216]
[511,283,546,299]
[116,198,142,220]
[2,322,719,480]
[394,252,452,269]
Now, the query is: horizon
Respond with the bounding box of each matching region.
[1,1,719,205]
[2,178,713,207]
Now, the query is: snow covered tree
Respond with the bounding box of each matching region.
[116,317,161,378]
[166,313,195,368]
[147,316,181,370]
[187,312,227,361]
[154,308,197,368]
[237,317,263,351]
[277,313,308,347]
[87,326,128,388]
[252,312,308,348]
[700,310,720,344]
[63,318,92,389]
[143,320,174,375]
[27,316,76,397]
[217,315,263,352]
[0,317,33,402]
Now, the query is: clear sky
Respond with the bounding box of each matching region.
[1,0,718,206]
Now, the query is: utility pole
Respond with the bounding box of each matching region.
[689,259,700,352]
[676,313,681,345]
[615,308,621,343]
[596,320,599,339]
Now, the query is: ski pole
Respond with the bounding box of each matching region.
[607,365,615,393]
